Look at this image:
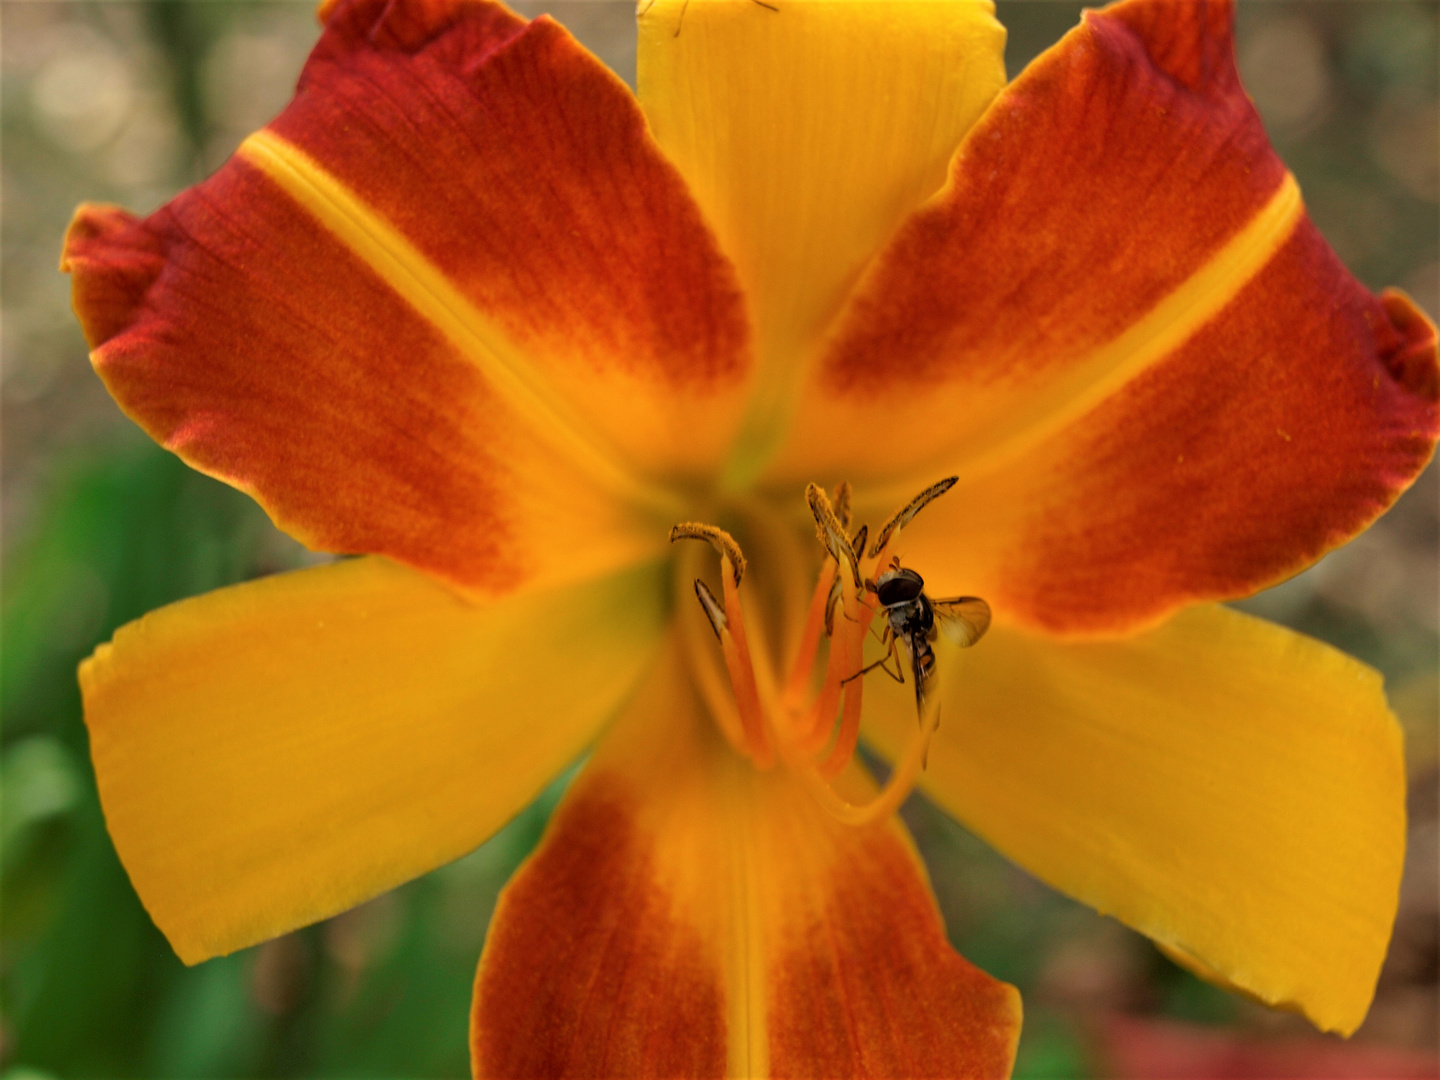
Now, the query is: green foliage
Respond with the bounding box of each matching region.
[0,444,565,1075]
[3,443,278,1073]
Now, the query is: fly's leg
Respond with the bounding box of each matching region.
[842,630,905,686]
[875,627,905,681]
[875,650,906,683]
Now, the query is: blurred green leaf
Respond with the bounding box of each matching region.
[2,441,284,1074]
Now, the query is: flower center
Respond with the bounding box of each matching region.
[672,478,981,826]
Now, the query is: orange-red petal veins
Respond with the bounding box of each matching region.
[902,230,1439,635]
[471,636,1020,1079]
[772,0,1438,634]
[277,0,752,471]
[472,780,729,1080]
[63,0,754,598]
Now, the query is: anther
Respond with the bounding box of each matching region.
[850,524,868,563]
[831,480,853,531]
[805,483,861,589]
[823,572,844,636]
[670,522,746,585]
[693,578,728,640]
[868,475,958,558]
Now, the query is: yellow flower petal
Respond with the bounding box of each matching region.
[862,603,1405,1035]
[81,556,667,964]
[638,0,1006,485]
[472,634,1020,1078]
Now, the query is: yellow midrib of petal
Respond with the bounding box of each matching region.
[868,172,1304,504]
[671,555,771,1076]
[862,603,1405,1036]
[237,130,682,516]
[638,0,1008,493]
[724,766,770,1079]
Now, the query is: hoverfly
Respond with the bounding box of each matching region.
[849,561,991,718]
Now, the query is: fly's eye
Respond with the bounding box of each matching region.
[875,570,924,606]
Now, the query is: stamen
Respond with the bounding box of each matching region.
[867,475,958,557]
[674,551,751,758]
[716,557,774,768]
[797,600,851,752]
[675,530,769,764]
[850,523,868,564]
[784,692,943,827]
[819,668,865,779]
[670,522,746,584]
[693,578,727,639]
[783,559,836,709]
[805,483,860,589]
[675,478,977,829]
[818,602,878,779]
[831,480,853,531]
[823,572,844,637]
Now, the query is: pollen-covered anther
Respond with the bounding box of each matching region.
[867,475,958,558]
[805,483,861,589]
[831,480,853,531]
[849,523,868,563]
[670,522,745,584]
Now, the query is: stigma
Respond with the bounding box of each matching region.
[671,478,983,827]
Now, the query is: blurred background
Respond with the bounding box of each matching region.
[1,1,1436,1076]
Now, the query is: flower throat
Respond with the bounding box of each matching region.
[672,477,986,826]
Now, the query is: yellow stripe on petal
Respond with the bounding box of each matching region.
[639,0,1006,487]
[860,173,1304,500]
[83,557,667,964]
[239,131,678,515]
[862,604,1406,1035]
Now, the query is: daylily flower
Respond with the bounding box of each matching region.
[61,0,1438,1074]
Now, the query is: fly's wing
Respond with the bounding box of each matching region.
[931,597,992,647]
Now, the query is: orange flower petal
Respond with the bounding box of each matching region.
[81,557,667,964]
[63,0,752,598]
[770,0,1439,633]
[862,604,1406,1035]
[471,635,1020,1079]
